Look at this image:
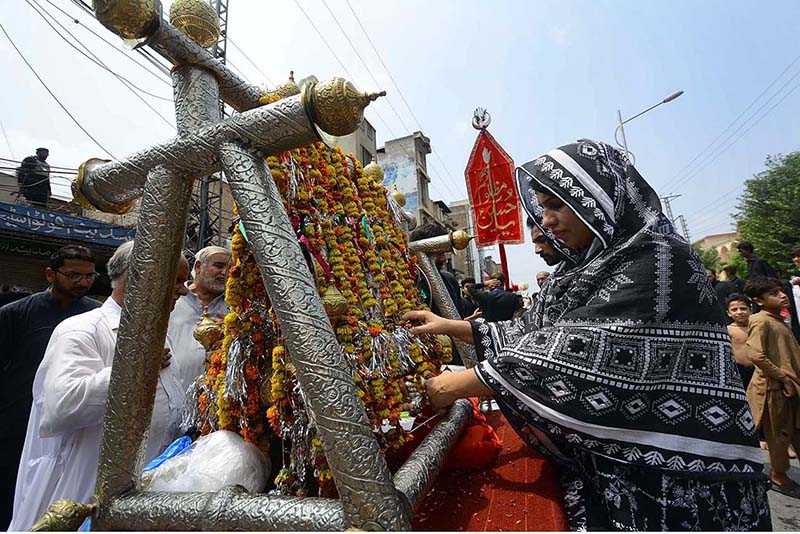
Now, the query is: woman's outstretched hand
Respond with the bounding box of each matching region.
[402,310,476,343]
[402,310,450,335]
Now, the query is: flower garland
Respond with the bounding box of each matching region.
[195,98,450,497]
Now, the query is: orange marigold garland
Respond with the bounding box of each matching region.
[195,128,451,497]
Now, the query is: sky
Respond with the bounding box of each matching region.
[1,0,799,288]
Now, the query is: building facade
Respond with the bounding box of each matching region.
[447,199,480,280]
[692,231,740,264]
[376,131,454,231]
[335,118,377,166]
[0,168,237,295]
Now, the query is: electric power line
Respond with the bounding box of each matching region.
[662,53,800,193]
[0,120,16,160]
[44,0,172,87]
[676,75,800,230]
[0,22,116,158]
[315,0,463,202]
[318,0,411,134]
[26,0,177,131]
[0,157,78,172]
[292,0,459,202]
[226,37,276,88]
[341,0,466,200]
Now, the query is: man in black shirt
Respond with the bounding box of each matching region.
[16,148,51,207]
[737,241,778,280]
[466,280,523,322]
[459,277,479,319]
[0,245,99,526]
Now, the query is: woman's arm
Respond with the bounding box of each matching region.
[425,368,492,410]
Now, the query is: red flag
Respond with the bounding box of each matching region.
[464,130,524,246]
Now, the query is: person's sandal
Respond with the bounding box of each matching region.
[770,480,800,499]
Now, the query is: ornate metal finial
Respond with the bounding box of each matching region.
[169,0,220,48]
[449,230,475,251]
[72,158,134,214]
[30,500,96,532]
[93,0,161,40]
[402,210,417,230]
[390,186,406,208]
[303,77,386,136]
[275,71,301,98]
[472,107,491,130]
[363,157,385,184]
[193,306,224,351]
[321,285,348,324]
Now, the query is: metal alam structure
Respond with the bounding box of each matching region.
[32,0,474,531]
[185,0,228,253]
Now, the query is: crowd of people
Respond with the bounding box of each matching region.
[1,139,799,531]
[0,243,230,530]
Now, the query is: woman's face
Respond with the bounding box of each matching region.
[535,192,595,249]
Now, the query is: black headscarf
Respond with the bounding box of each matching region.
[473,139,762,480]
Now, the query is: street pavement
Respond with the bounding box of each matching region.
[764,449,800,531]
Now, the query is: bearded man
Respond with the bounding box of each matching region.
[167,245,230,392]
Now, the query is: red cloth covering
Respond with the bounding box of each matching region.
[393,398,501,472]
[413,410,567,531]
[443,398,502,471]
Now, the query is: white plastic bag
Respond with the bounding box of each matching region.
[143,430,269,494]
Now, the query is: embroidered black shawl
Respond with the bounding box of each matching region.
[473,139,763,477]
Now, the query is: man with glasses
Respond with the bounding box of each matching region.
[8,241,189,530]
[0,245,100,527]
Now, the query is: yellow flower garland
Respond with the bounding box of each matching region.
[197,104,450,497]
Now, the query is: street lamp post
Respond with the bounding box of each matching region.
[615,90,683,163]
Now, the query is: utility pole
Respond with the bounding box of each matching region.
[186,0,229,254]
[660,194,690,242]
[660,194,680,222]
[676,214,691,243]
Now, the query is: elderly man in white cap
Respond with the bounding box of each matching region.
[168,245,230,392]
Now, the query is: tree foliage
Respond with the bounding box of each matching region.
[734,151,800,273]
[693,244,720,272]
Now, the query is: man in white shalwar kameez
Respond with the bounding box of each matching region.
[8,241,190,531]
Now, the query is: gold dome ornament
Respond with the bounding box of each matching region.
[94,0,161,40]
[275,71,301,98]
[363,158,385,184]
[303,77,386,137]
[321,285,348,324]
[449,230,475,251]
[390,186,406,208]
[193,306,224,351]
[169,0,220,48]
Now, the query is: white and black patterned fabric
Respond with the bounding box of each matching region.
[472,139,771,531]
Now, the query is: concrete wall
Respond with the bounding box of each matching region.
[335,118,377,166]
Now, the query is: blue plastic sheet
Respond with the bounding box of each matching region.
[143,436,193,472]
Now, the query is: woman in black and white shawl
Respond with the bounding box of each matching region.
[404,139,771,531]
